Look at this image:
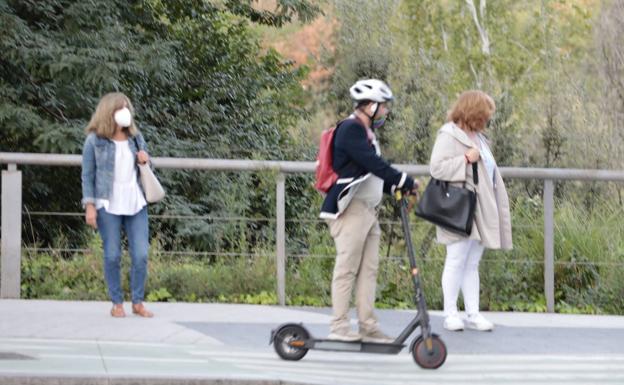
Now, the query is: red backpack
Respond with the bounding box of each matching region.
[314,117,369,194]
[314,124,339,193]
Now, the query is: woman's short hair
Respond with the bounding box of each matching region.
[447,90,495,132]
[85,92,138,138]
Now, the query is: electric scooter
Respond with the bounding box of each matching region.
[270,192,447,369]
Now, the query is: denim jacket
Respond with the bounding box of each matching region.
[81,132,148,207]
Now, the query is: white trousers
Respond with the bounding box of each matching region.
[442,239,485,317]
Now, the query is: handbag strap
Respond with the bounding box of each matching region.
[462,162,478,189]
[132,136,147,167]
[132,136,141,153]
[472,162,478,185]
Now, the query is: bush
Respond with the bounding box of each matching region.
[21,192,624,316]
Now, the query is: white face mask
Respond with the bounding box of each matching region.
[113,107,132,128]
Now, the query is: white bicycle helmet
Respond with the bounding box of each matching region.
[349,79,394,103]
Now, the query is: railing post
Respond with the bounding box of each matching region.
[1,164,22,298]
[275,173,286,306]
[543,179,555,313]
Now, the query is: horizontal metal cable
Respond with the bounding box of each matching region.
[24,247,92,253]
[21,247,624,266]
[21,211,544,229]
[25,211,276,221]
[22,247,272,258]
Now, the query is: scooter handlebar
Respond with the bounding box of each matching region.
[395,191,418,212]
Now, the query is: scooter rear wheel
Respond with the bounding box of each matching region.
[273,324,309,361]
[411,334,447,369]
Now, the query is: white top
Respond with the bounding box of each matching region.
[353,138,384,207]
[96,140,147,215]
[478,135,496,185]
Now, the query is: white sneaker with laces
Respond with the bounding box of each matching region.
[443,315,465,331]
[465,313,494,331]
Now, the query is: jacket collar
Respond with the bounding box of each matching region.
[93,134,111,146]
[93,133,137,147]
[439,122,477,148]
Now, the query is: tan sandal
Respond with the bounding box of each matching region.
[132,303,154,318]
[110,304,126,318]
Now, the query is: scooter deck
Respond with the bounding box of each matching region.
[306,338,405,354]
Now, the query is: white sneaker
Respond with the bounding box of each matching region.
[327,330,361,342]
[443,315,465,331]
[465,313,494,331]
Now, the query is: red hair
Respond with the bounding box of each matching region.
[447,90,495,132]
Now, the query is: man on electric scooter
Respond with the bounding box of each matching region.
[320,79,419,343]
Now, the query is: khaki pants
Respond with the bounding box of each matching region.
[326,199,381,334]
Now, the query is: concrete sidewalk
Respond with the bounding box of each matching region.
[0,300,623,384]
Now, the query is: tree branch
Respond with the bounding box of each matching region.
[465,0,490,55]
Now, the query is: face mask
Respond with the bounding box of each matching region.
[372,115,387,129]
[114,107,132,128]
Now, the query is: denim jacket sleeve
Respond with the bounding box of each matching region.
[81,134,96,207]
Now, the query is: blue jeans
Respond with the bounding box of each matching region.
[96,206,149,304]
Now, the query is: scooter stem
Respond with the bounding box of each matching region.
[396,192,432,340]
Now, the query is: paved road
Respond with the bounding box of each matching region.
[0,300,623,384]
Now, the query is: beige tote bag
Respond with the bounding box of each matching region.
[134,137,165,203]
[138,163,165,203]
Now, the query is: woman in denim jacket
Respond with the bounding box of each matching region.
[82,92,153,318]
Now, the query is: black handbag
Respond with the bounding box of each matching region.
[415,162,478,236]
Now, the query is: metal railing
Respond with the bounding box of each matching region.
[3,152,624,311]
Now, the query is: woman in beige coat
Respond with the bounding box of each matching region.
[429,90,512,331]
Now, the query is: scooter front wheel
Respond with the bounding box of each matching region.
[273,324,309,361]
[411,334,447,369]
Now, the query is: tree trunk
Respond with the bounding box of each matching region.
[465,0,490,55]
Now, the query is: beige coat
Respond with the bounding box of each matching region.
[429,122,512,250]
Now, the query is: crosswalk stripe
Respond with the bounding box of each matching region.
[188,350,275,358]
[38,353,207,364]
[238,363,624,381]
[220,358,624,372]
[0,343,71,351]
[3,338,624,385]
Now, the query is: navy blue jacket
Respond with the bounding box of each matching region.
[319,117,414,218]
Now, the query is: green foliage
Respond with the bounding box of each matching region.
[21,195,624,315]
[225,0,322,27]
[326,0,609,170]
[146,287,172,302]
[6,0,624,316]
[0,0,319,250]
